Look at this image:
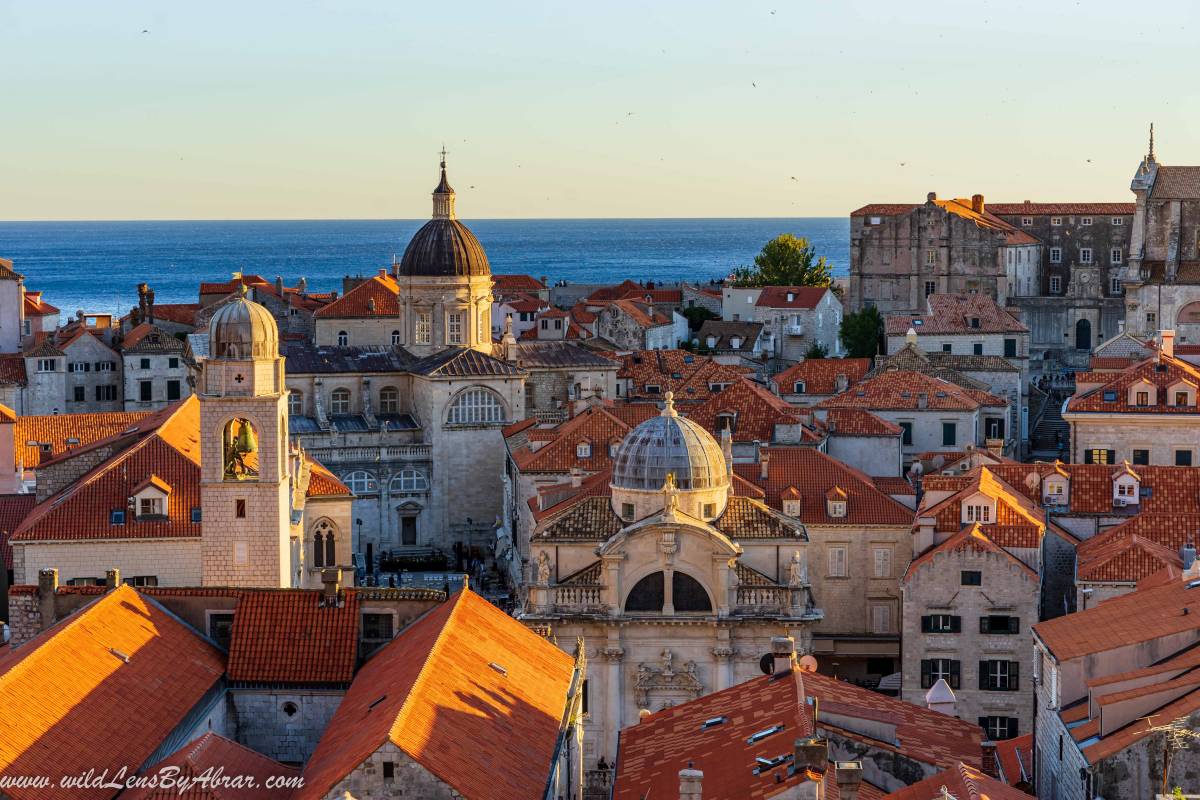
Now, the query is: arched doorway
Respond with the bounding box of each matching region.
[1075,318,1091,351]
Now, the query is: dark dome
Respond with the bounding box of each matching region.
[397,219,491,278]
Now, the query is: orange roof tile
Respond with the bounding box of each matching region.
[882,762,1031,799]
[227,591,361,684]
[0,355,25,386]
[614,666,982,800]
[508,405,638,474]
[298,589,576,800]
[122,732,298,800]
[733,446,913,526]
[0,586,225,800]
[15,409,153,467]
[200,275,270,296]
[0,493,35,570]
[774,358,872,395]
[755,285,831,309]
[1067,352,1200,414]
[493,273,548,294]
[584,279,645,304]
[313,273,399,318]
[1076,514,1197,583]
[305,457,352,496]
[904,525,1038,582]
[885,293,1029,335]
[617,350,751,404]
[23,291,58,316]
[607,297,671,328]
[826,407,902,436]
[686,378,817,444]
[986,202,1135,216]
[992,733,1034,788]
[818,370,1005,412]
[980,462,1200,515]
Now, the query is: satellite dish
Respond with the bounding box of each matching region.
[759,653,774,675]
[1024,471,1040,490]
[798,655,818,673]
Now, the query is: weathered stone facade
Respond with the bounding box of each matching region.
[229,689,343,767]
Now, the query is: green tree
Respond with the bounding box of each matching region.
[839,306,883,358]
[729,234,833,288]
[804,341,829,359]
[680,305,717,332]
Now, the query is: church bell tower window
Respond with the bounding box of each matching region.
[223,418,260,481]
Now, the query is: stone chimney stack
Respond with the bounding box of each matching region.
[275,275,285,295]
[38,567,58,630]
[771,635,796,676]
[105,568,121,590]
[571,467,583,488]
[924,678,957,716]
[835,762,863,800]
[793,737,827,775]
[926,192,937,203]
[1182,542,1197,572]
[678,764,703,800]
[917,392,928,410]
[320,567,342,607]
[760,451,770,481]
[906,327,918,346]
[971,194,985,214]
[1161,329,1176,360]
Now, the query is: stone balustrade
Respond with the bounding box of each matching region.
[305,444,432,463]
[552,583,605,612]
[734,584,790,614]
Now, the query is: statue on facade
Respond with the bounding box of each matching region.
[536,550,552,585]
[787,550,808,587]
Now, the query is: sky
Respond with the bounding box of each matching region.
[0,0,1197,220]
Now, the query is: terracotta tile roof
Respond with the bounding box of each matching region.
[1075,514,1197,583]
[227,591,361,684]
[499,292,549,313]
[920,468,1056,542]
[1088,356,1140,371]
[607,298,672,328]
[0,355,26,386]
[142,303,201,327]
[850,203,920,217]
[23,291,59,316]
[980,462,1200,516]
[0,493,35,570]
[992,733,1034,788]
[774,358,872,395]
[852,199,1038,246]
[22,335,64,358]
[313,273,399,318]
[905,525,1039,582]
[826,408,901,436]
[535,495,625,541]
[0,585,225,800]
[15,409,154,467]
[885,294,1029,335]
[733,446,913,526]
[585,279,644,304]
[686,378,816,444]
[618,286,683,304]
[0,402,14,423]
[1067,353,1200,414]
[818,370,1004,412]
[493,273,547,295]
[1033,571,1200,662]
[1151,166,1200,200]
[986,202,1135,215]
[13,399,202,543]
[298,589,576,800]
[882,762,1031,799]
[508,405,636,474]
[874,476,916,496]
[200,275,269,295]
[695,320,763,351]
[122,322,185,354]
[617,350,752,403]
[755,285,831,309]
[306,458,352,496]
[614,666,981,800]
[123,732,298,800]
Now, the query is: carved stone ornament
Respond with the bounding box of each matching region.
[634,648,703,709]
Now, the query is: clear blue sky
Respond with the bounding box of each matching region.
[1,0,1196,220]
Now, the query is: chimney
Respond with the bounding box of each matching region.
[275,275,285,295]
[971,194,985,214]
[926,192,937,203]
[906,327,918,346]
[835,762,863,800]
[678,764,703,800]
[38,567,58,630]
[638,708,652,723]
[320,567,342,607]
[835,373,849,393]
[1182,542,1197,571]
[771,635,795,675]
[105,568,121,590]
[1161,329,1176,360]
[917,392,928,410]
[570,467,582,488]
[760,451,770,480]
[924,678,957,716]
[793,738,827,776]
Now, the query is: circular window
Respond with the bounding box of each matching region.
[282,701,299,717]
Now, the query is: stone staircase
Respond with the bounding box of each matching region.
[1031,391,1070,459]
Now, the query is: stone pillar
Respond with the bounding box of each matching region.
[37,567,58,630]
[602,554,623,616]
[662,566,675,614]
[713,646,734,692]
[602,645,624,760]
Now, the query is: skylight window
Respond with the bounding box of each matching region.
[747,724,784,744]
[701,716,727,730]
[752,753,793,774]
[489,662,508,676]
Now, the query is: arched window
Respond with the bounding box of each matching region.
[222,418,259,481]
[446,387,505,425]
[313,520,337,568]
[379,386,400,414]
[337,330,349,346]
[341,470,378,494]
[391,329,401,346]
[390,469,429,493]
[625,572,664,612]
[330,388,351,415]
[673,572,712,612]
[313,531,324,567]
[288,390,303,416]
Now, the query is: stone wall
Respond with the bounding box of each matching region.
[36,439,131,502]
[229,689,343,767]
[14,538,202,586]
[5,588,40,646]
[320,741,465,800]
[1068,414,1200,466]
[64,334,124,413]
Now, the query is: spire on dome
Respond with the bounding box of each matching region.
[661,390,677,417]
[432,146,456,220]
[1148,122,1156,162]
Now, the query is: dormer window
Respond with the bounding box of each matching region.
[729,336,742,349]
[609,441,620,458]
[706,336,717,349]
[964,503,992,523]
[1128,379,1157,407]
[1112,464,1141,507]
[828,501,847,518]
[786,292,795,302]
[576,441,592,459]
[1168,380,1196,407]
[132,475,171,519]
[715,412,738,435]
[1043,476,1069,506]
[826,487,848,518]
[793,381,806,394]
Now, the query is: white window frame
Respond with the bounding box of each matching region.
[447,312,464,345]
[1050,276,1062,294]
[576,441,591,458]
[1050,216,1062,226]
[1110,248,1122,265]
[827,546,848,578]
[1080,248,1093,264]
[925,249,937,265]
[415,312,432,345]
[871,604,891,634]
[1110,277,1122,295]
[1021,217,1033,227]
[330,388,351,415]
[390,469,429,493]
[341,470,378,494]
[288,391,303,416]
[1049,247,1062,264]
[873,547,892,578]
[446,387,505,425]
[378,386,400,414]
[336,330,348,346]
[1081,216,1093,226]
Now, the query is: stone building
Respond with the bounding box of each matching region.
[771,357,872,406]
[594,298,683,350]
[1063,334,1200,466]
[8,291,353,590]
[121,323,189,411]
[1122,130,1200,343]
[720,285,845,362]
[518,393,822,760]
[848,194,1039,315]
[1032,562,1200,800]
[60,327,123,413]
[496,333,619,421]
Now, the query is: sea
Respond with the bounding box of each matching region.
[0,218,849,315]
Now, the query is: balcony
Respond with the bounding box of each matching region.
[552,583,606,613]
[784,324,805,336]
[305,444,432,463]
[584,770,614,800]
[733,585,790,614]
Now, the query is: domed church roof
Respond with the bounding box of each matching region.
[611,392,729,492]
[397,155,491,279]
[209,285,278,359]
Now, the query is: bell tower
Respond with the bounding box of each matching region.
[199,285,295,588]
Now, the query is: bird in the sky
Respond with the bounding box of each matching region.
[141,29,149,33]
[752,82,757,88]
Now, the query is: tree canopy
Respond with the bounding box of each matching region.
[729,234,833,288]
[839,306,883,358]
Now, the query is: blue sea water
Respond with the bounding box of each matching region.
[0,218,849,315]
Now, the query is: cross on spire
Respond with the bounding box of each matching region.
[440,144,448,170]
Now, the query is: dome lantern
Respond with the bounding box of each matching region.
[208,284,279,360]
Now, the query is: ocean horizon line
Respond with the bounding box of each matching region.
[0,215,844,225]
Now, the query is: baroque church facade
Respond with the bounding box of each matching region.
[517,393,822,761]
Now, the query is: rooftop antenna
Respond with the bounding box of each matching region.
[1137,714,1200,797]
